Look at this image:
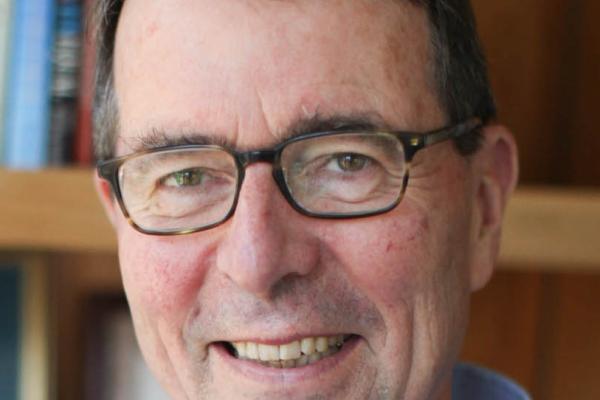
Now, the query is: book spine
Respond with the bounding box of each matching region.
[73,0,95,165]
[0,0,13,164]
[0,266,21,400]
[2,0,57,169]
[18,259,50,400]
[48,0,82,166]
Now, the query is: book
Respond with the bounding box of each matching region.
[73,0,95,165]
[0,0,13,163]
[48,0,82,165]
[0,266,21,400]
[0,259,49,400]
[2,0,57,169]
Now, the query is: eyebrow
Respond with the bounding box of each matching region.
[129,111,392,153]
[130,127,230,153]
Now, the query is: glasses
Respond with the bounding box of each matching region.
[97,118,482,235]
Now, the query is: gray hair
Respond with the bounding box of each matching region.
[92,0,495,161]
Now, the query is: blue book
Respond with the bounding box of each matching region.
[0,0,14,162]
[48,1,82,165]
[2,0,57,169]
[0,266,21,400]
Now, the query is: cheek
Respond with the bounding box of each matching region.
[118,228,216,320]
[322,210,432,307]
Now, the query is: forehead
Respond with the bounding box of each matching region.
[113,0,441,153]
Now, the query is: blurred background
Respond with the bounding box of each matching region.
[0,0,599,399]
[463,1,600,399]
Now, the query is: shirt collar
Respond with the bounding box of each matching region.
[452,363,531,400]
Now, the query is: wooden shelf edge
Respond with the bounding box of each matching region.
[1,169,599,270]
[0,168,116,253]
[499,186,600,271]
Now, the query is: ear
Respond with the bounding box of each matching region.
[469,124,519,291]
[94,172,119,229]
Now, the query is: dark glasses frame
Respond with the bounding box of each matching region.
[97,117,482,235]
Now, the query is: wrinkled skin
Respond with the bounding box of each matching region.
[96,0,518,399]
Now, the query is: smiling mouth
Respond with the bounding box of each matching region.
[222,334,355,369]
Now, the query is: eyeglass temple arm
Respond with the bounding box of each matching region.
[422,117,483,147]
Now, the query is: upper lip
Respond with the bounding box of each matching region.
[214,333,355,346]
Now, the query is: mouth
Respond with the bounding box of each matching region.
[220,334,356,369]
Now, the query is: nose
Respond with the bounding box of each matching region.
[215,164,319,299]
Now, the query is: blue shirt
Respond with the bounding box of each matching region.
[452,363,531,400]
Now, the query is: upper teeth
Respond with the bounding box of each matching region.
[231,335,346,365]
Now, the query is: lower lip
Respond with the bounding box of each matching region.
[211,335,362,385]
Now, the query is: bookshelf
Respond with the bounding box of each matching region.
[1,167,599,270]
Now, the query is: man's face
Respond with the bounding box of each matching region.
[105,1,492,398]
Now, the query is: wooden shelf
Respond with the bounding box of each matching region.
[0,168,115,253]
[500,186,600,271]
[1,168,599,270]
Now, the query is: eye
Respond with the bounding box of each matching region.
[333,153,369,172]
[161,168,205,187]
